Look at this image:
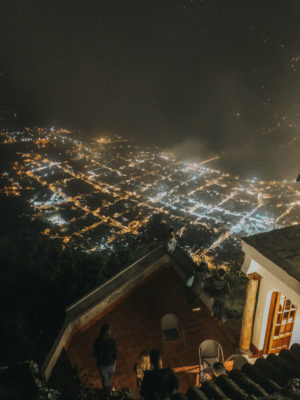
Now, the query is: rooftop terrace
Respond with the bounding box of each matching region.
[65,263,237,394]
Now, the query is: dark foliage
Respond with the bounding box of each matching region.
[0,363,37,400]
[0,195,157,364]
[0,226,106,363]
[49,349,101,400]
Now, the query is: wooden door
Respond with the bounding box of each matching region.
[263,292,297,354]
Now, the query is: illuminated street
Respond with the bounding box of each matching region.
[1,128,299,268]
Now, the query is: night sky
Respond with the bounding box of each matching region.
[1,0,300,179]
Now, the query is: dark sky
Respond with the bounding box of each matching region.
[1,0,300,179]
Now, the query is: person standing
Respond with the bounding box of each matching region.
[93,323,117,394]
[165,228,177,253]
[212,269,230,324]
[188,261,209,306]
[140,349,179,400]
[134,350,151,394]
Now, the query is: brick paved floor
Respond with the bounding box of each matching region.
[66,264,237,395]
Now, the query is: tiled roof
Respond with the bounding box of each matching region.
[243,224,300,282]
[183,344,300,400]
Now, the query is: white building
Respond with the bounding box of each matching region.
[240,224,300,356]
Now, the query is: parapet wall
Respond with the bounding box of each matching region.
[168,248,214,311]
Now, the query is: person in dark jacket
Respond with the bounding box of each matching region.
[212,268,230,323]
[140,349,179,400]
[93,324,117,393]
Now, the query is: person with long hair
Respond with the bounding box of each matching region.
[135,351,151,393]
[140,349,179,400]
[93,323,117,394]
[188,261,209,306]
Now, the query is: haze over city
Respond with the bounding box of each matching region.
[1,127,299,270]
[1,3,300,398]
[1,0,300,179]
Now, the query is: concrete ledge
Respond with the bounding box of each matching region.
[71,252,169,330]
[167,248,214,311]
[43,317,76,381]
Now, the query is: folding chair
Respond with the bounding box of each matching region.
[161,313,185,352]
[198,339,224,383]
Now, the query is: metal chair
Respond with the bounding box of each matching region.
[161,313,185,351]
[198,339,224,383]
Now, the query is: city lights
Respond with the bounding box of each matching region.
[1,128,299,266]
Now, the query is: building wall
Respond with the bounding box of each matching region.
[292,311,300,345]
[250,258,300,352]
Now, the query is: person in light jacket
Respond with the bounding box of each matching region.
[166,228,177,253]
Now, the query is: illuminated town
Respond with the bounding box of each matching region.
[1,127,299,269]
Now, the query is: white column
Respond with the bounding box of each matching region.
[239,273,261,354]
